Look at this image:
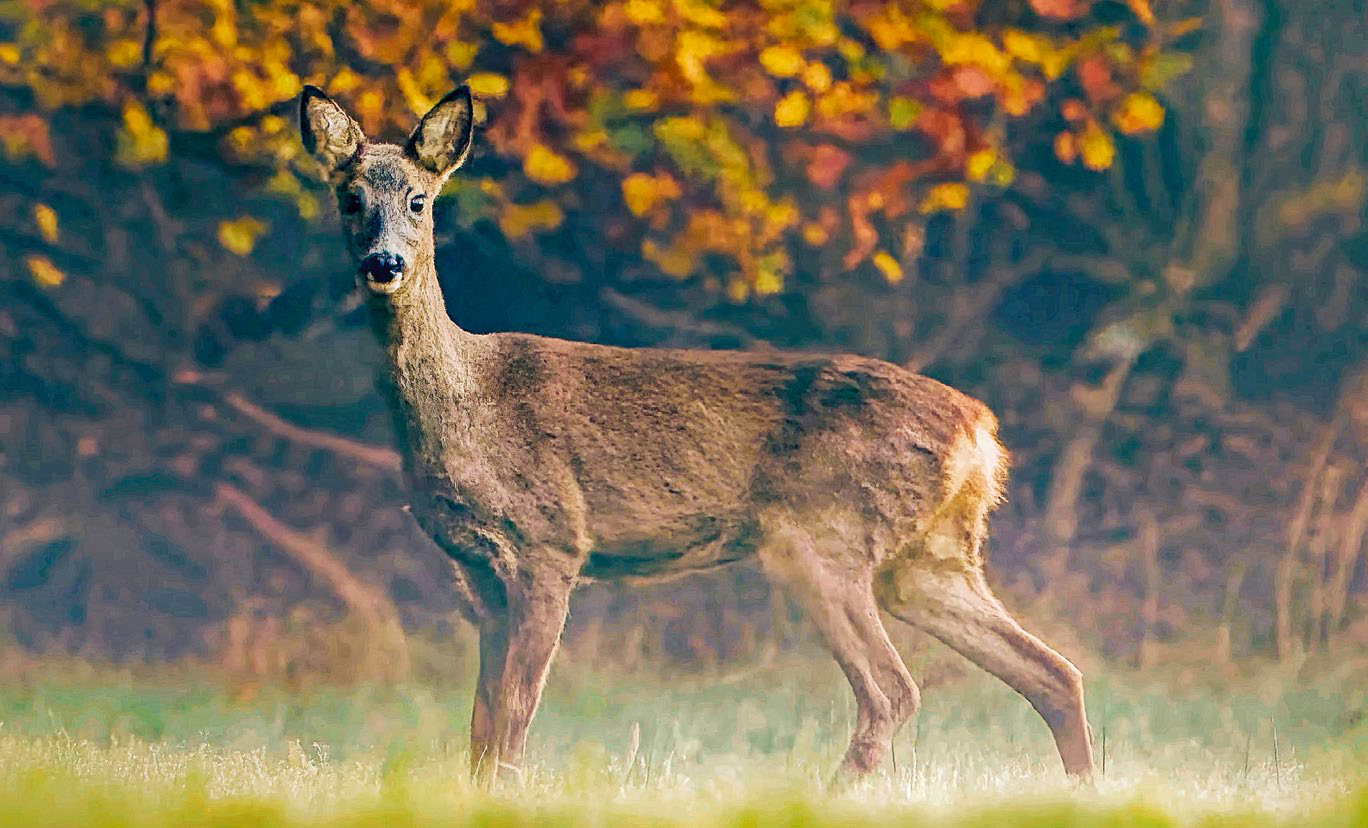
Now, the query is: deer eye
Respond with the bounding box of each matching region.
[409,194,426,214]
[344,191,362,214]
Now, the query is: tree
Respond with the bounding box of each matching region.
[2,0,1364,670]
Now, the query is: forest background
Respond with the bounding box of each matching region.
[0,0,1365,685]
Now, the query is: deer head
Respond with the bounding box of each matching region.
[299,85,475,296]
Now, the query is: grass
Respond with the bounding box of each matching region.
[0,650,1365,827]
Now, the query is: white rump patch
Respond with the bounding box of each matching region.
[941,419,1007,506]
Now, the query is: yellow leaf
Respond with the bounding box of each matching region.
[33,204,58,243]
[988,158,1016,187]
[675,30,727,89]
[759,45,804,77]
[445,42,479,71]
[774,90,811,128]
[574,130,609,152]
[491,10,544,52]
[1079,124,1115,170]
[294,193,318,220]
[217,217,268,256]
[919,182,970,213]
[941,33,1010,74]
[25,255,63,288]
[147,71,176,97]
[624,88,659,110]
[396,68,433,116]
[499,200,564,239]
[622,172,681,217]
[1112,92,1165,135]
[0,43,19,64]
[117,102,167,166]
[467,73,510,98]
[802,222,829,246]
[106,39,142,69]
[802,62,832,92]
[523,144,577,185]
[872,251,903,283]
[642,238,695,277]
[626,0,665,25]
[864,7,916,50]
[673,0,727,28]
[763,200,799,235]
[888,96,922,130]
[965,149,996,182]
[754,266,782,295]
[1002,30,1045,63]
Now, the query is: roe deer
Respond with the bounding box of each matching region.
[299,84,1095,782]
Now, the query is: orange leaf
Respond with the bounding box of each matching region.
[1126,0,1157,26]
[33,204,58,242]
[25,254,64,288]
[1054,131,1078,163]
[918,182,970,213]
[622,172,681,216]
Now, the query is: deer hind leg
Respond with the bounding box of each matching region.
[760,526,920,779]
[875,557,1094,777]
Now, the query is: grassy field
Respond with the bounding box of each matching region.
[0,650,1365,827]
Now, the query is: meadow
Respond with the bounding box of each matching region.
[0,646,1364,828]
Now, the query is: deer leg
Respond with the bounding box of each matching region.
[482,565,575,782]
[448,557,510,782]
[875,564,1095,777]
[761,530,920,779]
[470,614,509,782]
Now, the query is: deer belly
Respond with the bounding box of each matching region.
[582,515,760,580]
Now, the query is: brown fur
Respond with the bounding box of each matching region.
[301,84,1095,783]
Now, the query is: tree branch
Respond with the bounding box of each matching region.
[175,371,402,473]
[215,481,410,679]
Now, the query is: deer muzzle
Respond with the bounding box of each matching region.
[359,252,406,293]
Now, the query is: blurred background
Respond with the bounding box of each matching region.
[0,0,1364,687]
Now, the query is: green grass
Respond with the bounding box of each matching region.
[0,652,1365,827]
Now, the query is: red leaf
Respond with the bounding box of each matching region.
[1078,56,1120,103]
[931,65,995,103]
[805,144,852,190]
[916,108,967,158]
[1028,0,1091,20]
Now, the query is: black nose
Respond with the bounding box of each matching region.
[360,252,405,283]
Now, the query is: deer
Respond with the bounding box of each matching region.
[299,83,1095,784]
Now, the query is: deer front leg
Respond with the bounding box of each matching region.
[470,615,509,781]
[474,563,575,785]
[445,557,511,781]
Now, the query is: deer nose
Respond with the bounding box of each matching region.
[360,252,405,283]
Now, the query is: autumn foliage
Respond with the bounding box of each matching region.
[2,0,1188,298]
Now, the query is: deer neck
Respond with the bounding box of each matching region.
[371,263,476,471]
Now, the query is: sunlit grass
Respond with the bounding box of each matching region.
[0,653,1364,826]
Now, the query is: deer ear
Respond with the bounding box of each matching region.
[405,86,475,177]
[300,85,364,174]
